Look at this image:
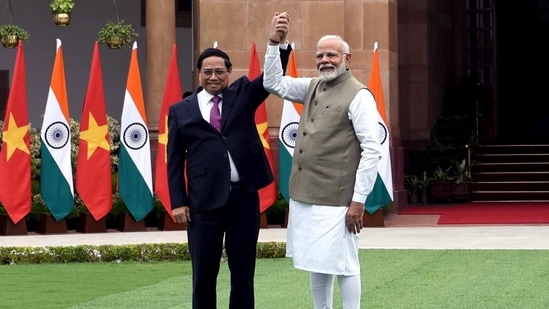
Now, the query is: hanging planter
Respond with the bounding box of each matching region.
[0,0,28,48]
[50,0,74,26]
[97,19,138,49]
[0,24,29,48]
[53,13,71,26]
[97,0,138,49]
[105,36,123,49]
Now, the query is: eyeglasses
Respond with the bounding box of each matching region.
[200,69,229,77]
[315,52,346,60]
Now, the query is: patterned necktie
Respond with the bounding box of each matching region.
[210,95,222,131]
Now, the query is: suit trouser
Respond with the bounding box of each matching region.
[187,187,260,309]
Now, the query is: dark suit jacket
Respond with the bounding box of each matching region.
[167,46,291,212]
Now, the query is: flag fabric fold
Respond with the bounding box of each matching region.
[277,49,302,202]
[75,41,112,221]
[0,41,31,224]
[40,39,74,221]
[249,42,277,212]
[365,42,394,214]
[119,41,153,222]
[155,43,182,222]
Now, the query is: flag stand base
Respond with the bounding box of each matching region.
[116,212,146,232]
[363,209,384,227]
[159,211,186,230]
[37,213,67,234]
[260,212,268,228]
[77,212,107,233]
[0,214,27,235]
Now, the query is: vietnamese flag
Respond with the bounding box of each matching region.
[249,42,277,213]
[75,42,112,221]
[0,41,31,224]
[365,42,393,214]
[155,43,182,222]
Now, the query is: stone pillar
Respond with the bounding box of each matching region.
[145,0,176,132]
[145,0,176,172]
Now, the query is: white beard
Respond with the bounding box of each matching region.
[318,62,347,82]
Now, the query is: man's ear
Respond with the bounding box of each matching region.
[345,53,352,65]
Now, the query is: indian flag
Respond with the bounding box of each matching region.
[119,41,153,222]
[365,42,393,214]
[40,39,74,221]
[278,49,302,202]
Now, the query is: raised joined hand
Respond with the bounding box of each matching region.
[270,11,290,43]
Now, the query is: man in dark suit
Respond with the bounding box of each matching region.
[167,12,290,309]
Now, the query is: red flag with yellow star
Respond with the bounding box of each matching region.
[249,42,277,212]
[75,41,112,221]
[155,43,182,222]
[0,41,31,224]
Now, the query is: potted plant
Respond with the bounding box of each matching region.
[97,20,139,49]
[50,0,75,26]
[430,165,455,202]
[0,24,29,48]
[405,174,422,204]
[452,159,473,201]
[417,170,434,203]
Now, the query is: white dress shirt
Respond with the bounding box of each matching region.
[197,90,240,182]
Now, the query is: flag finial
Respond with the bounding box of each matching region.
[373,41,378,52]
[213,41,218,48]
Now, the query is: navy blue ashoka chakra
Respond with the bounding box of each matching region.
[123,123,148,150]
[45,121,70,149]
[282,122,299,149]
[378,121,388,145]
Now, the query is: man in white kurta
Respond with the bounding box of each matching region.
[264,17,382,309]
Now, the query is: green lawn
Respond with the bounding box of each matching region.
[1,250,548,308]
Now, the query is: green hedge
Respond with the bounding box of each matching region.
[0,241,287,264]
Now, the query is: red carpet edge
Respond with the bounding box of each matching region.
[399,202,549,224]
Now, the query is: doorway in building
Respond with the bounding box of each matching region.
[496,0,549,143]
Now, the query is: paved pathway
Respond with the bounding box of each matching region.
[2,223,549,250]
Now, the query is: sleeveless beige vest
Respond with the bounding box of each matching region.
[289,71,366,206]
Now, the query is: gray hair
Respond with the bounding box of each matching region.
[317,35,350,54]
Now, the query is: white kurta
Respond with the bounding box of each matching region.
[286,199,361,276]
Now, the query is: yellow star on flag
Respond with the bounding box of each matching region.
[158,115,169,162]
[2,112,30,160]
[79,112,110,159]
[256,121,270,149]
